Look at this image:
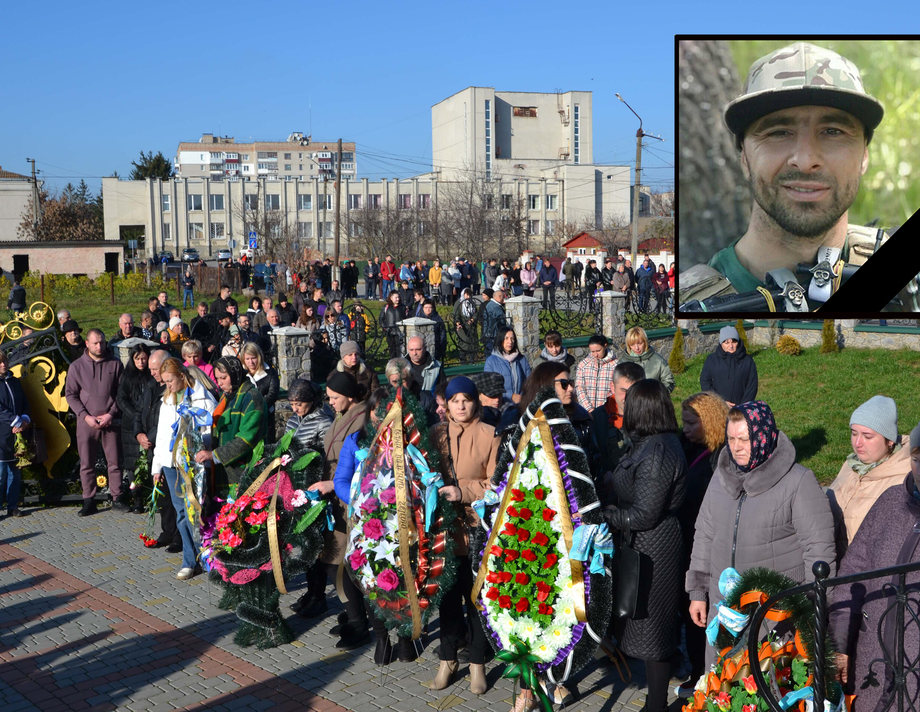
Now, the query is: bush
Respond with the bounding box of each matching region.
[820,320,839,354]
[669,327,687,374]
[735,318,750,350]
[776,334,802,356]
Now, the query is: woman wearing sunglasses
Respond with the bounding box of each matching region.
[699,325,758,407]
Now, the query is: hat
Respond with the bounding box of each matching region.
[719,326,740,343]
[278,292,288,303]
[910,421,920,451]
[327,371,360,400]
[216,311,231,321]
[156,321,168,333]
[339,341,360,358]
[850,395,899,444]
[229,324,240,336]
[471,372,505,400]
[169,317,182,330]
[482,288,495,298]
[61,319,81,335]
[445,376,478,401]
[724,42,884,146]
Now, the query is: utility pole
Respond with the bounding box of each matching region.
[333,138,342,282]
[615,94,664,264]
[25,158,41,228]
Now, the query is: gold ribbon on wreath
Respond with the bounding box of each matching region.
[240,457,288,594]
[377,397,424,640]
[471,409,587,623]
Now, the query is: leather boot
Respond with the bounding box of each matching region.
[78,498,97,517]
[427,659,458,690]
[469,663,487,694]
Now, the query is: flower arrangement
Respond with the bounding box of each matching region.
[345,390,456,639]
[206,431,328,648]
[471,388,612,707]
[683,567,844,712]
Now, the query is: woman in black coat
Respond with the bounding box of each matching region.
[601,379,688,712]
[699,326,758,407]
[116,344,153,512]
[380,291,404,359]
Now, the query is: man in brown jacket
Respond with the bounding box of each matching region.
[64,328,126,516]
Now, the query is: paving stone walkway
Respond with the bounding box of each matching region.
[1,506,684,711]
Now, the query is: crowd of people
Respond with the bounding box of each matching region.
[3,275,915,712]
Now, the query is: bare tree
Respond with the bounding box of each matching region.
[649,190,674,217]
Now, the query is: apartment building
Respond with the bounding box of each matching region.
[102,168,629,258]
[431,87,593,181]
[174,133,357,183]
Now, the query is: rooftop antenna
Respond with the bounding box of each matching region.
[309,96,312,138]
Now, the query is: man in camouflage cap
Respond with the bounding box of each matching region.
[680,42,912,310]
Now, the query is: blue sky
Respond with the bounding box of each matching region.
[1,0,904,195]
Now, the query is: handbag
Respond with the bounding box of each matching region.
[612,513,642,619]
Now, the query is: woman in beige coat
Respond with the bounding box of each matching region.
[431,376,499,695]
[827,395,912,561]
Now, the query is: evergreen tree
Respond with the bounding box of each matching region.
[129,151,175,181]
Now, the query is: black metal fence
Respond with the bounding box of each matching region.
[749,560,920,712]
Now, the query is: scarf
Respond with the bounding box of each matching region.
[541,346,569,363]
[845,441,903,477]
[728,400,779,473]
[215,356,246,396]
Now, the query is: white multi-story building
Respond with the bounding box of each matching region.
[174,133,357,183]
[0,165,35,242]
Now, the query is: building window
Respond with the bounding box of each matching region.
[242,154,250,160]
[257,152,277,159]
[189,222,204,240]
[318,195,333,210]
[341,152,354,162]
[162,194,170,212]
[574,104,580,165]
[298,164,303,170]
[298,194,312,210]
[210,222,225,239]
[209,194,224,211]
[200,165,205,171]
[485,98,492,180]
[298,222,312,238]
[265,194,280,211]
[398,194,411,210]
[528,220,540,235]
[163,223,171,241]
[501,194,512,210]
[513,107,538,117]
[348,194,362,210]
[369,194,382,209]
[284,153,291,160]
[528,195,540,210]
[418,194,431,210]
[284,164,292,171]
[244,194,258,211]
[187,194,202,211]
[545,220,556,235]
[418,221,428,236]
[349,221,361,237]
[546,194,557,210]
[319,222,335,239]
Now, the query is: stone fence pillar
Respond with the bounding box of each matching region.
[598,291,627,347]
[504,296,541,363]
[270,327,313,389]
[399,317,436,356]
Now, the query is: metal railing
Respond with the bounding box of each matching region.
[748,560,920,712]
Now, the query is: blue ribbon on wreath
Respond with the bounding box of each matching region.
[471,489,501,523]
[406,444,443,532]
[169,389,214,451]
[570,523,614,575]
[705,567,750,645]
[306,489,334,531]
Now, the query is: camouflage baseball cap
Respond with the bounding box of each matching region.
[724,42,884,143]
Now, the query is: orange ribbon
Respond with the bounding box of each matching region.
[739,589,793,622]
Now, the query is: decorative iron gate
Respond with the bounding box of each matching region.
[543,287,604,339]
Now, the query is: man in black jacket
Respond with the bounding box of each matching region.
[133,349,180,549]
[275,293,298,326]
[364,258,380,300]
[209,285,237,315]
[7,280,26,312]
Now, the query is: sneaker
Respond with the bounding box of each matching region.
[675,680,698,699]
[176,566,201,580]
[8,509,25,518]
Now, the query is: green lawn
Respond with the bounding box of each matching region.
[671,344,920,485]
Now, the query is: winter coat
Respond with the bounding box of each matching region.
[575,351,618,412]
[432,416,499,556]
[328,359,378,395]
[484,264,500,286]
[0,372,31,462]
[321,318,349,353]
[285,403,334,456]
[151,380,217,476]
[484,350,532,400]
[133,380,165,447]
[636,264,655,291]
[619,345,675,392]
[591,398,627,474]
[276,303,298,326]
[699,342,758,406]
[248,367,280,411]
[64,350,123,421]
[116,370,153,472]
[7,284,26,311]
[539,347,575,370]
[567,402,605,483]
[322,402,366,564]
[428,266,442,286]
[585,265,603,290]
[686,432,836,667]
[677,437,721,569]
[520,268,538,291]
[562,261,575,279]
[482,299,507,341]
[827,437,912,560]
[405,352,445,393]
[380,260,398,282]
[538,264,558,287]
[212,380,266,488]
[611,271,630,293]
[602,432,688,661]
[829,475,920,712]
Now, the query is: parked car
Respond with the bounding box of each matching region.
[217,249,232,262]
[182,248,200,262]
[157,251,174,263]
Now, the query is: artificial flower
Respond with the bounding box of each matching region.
[536,581,552,602]
[543,553,558,569]
[377,569,400,591]
[522,549,537,562]
[486,587,500,601]
[360,475,376,494]
[490,544,503,557]
[506,505,520,518]
[518,467,539,489]
[516,528,530,543]
[373,471,394,492]
[714,692,731,712]
[349,548,368,570]
[742,675,757,694]
[503,522,518,536]
[363,518,385,541]
[510,488,525,502]
[291,489,308,507]
[371,538,400,566]
[743,705,757,712]
[531,532,550,547]
[547,623,572,650]
[498,595,511,609]
[516,597,530,613]
[245,510,268,526]
[519,507,533,521]
[360,497,379,514]
[515,572,530,585]
[538,603,554,616]
[534,487,546,501]
[542,508,556,522]
[379,487,397,505]
[504,550,519,563]
[487,571,502,584]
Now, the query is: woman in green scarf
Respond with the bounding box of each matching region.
[194,356,267,499]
